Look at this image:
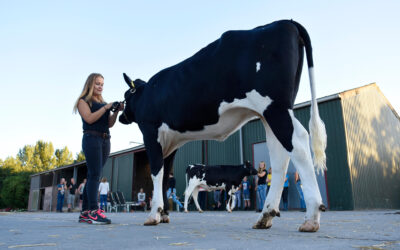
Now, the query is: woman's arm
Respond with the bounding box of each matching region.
[258,171,266,178]
[78,99,112,125]
[108,102,124,128]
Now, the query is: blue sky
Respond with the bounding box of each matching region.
[1,1,399,160]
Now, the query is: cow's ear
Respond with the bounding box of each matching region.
[123,73,135,89]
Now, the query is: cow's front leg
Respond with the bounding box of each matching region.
[145,167,164,225]
[226,186,237,213]
[225,185,234,213]
[141,125,165,226]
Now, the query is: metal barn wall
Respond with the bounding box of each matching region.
[113,153,134,201]
[242,120,266,165]
[207,131,241,165]
[341,85,400,209]
[102,158,113,189]
[28,175,40,211]
[173,141,203,198]
[294,100,353,210]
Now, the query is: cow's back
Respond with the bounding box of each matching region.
[139,20,303,132]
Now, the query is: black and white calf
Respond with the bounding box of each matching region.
[184,161,257,213]
[119,19,327,232]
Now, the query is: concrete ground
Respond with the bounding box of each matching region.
[0,210,399,250]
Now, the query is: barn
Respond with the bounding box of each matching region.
[28,83,400,211]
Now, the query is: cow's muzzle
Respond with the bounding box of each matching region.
[119,112,132,125]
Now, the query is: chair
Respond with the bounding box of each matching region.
[111,192,125,212]
[116,191,136,212]
[107,193,118,213]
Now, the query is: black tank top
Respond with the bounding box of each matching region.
[257,170,267,185]
[81,99,110,134]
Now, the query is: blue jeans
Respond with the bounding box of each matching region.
[57,193,64,212]
[167,188,183,208]
[234,190,241,209]
[296,181,306,209]
[99,194,108,210]
[82,133,110,211]
[257,184,267,211]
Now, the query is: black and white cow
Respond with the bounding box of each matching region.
[184,161,257,213]
[119,19,327,232]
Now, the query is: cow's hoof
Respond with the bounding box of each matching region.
[144,218,159,226]
[252,210,275,229]
[161,214,170,223]
[252,220,272,229]
[299,220,320,232]
[319,204,326,212]
[228,210,232,213]
[184,210,188,213]
[199,210,203,213]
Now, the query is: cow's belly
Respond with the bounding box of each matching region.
[200,183,226,191]
[158,89,272,156]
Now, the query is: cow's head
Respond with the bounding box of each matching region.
[244,160,258,176]
[119,73,146,125]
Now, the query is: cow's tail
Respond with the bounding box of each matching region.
[292,20,327,174]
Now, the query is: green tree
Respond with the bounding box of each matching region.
[17,141,56,172]
[55,146,74,167]
[0,172,31,209]
[75,150,86,163]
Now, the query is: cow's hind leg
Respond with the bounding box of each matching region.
[183,181,196,213]
[160,151,177,223]
[288,111,324,232]
[226,186,237,213]
[253,117,290,229]
[191,188,203,213]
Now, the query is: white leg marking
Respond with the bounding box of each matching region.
[262,120,290,212]
[191,188,203,212]
[256,62,261,72]
[252,119,290,229]
[288,111,323,225]
[146,167,164,225]
[184,179,200,212]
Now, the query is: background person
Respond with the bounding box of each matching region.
[137,188,146,211]
[67,178,77,212]
[295,171,306,211]
[98,177,110,211]
[282,173,289,211]
[73,73,124,224]
[234,183,242,210]
[56,178,66,212]
[242,176,251,210]
[167,172,183,211]
[78,178,87,211]
[267,168,272,193]
[255,161,267,212]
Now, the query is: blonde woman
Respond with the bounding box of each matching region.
[73,73,124,224]
[255,161,267,212]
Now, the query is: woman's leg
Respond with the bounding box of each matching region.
[82,135,103,211]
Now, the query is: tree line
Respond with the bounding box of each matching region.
[0,140,85,209]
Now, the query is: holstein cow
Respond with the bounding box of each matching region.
[184,161,258,213]
[119,19,327,232]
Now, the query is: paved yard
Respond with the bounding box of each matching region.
[0,210,399,249]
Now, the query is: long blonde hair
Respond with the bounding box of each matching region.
[73,73,105,113]
[258,161,266,173]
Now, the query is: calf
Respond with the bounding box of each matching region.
[184,161,257,213]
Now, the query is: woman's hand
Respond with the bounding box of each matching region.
[104,103,113,110]
[117,102,124,112]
